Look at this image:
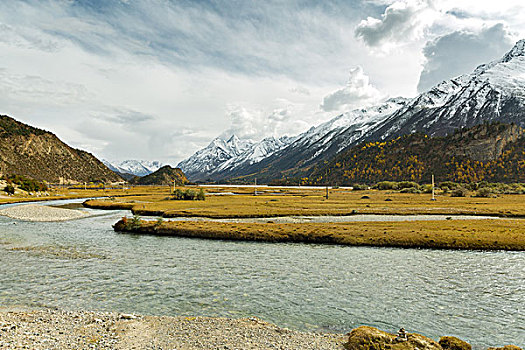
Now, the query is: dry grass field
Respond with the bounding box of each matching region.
[114,217,525,250]
[3,185,524,250]
[95,186,525,250]
[84,186,525,218]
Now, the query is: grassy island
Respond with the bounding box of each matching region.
[113,216,525,251]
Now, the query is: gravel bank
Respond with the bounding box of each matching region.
[0,204,88,222]
[0,309,346,349]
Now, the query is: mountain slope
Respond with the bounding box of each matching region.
[0,115,121,183]
[131,165,188,185]
[310,123,525,184]
[219,98,409,182]
[368,39,525,141]
[177,135,255,181]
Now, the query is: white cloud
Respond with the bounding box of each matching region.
[418,24,515,92]
[320,67,384,112]
[355,0,437,49]
[0,0,524,165]
[220,100,312,142]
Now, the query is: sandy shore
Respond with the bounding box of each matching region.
[0,309,345,349]
[0,204,89,222]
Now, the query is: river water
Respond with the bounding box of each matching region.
[0,203,523,348]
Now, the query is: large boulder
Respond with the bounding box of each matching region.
[346,326,441,350]
[439,336,472,350]
[487,346,522,350]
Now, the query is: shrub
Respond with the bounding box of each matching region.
[154,217,164,228]
[352,184,368,191]
[170,188,205,201]
[375,181,398,190]
[172,189,184,200]
[129,215,140,230]
[1,174,47,192]
[439,181,460,192]
[400,187,421,194]
[450,187,468,197]
[4,184,15,195]
[475,187,495,198]
[421,184,433,193]
[196,189,206,200]
[125,215,142,230]
[397,181,420,190]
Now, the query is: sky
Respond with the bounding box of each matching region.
[0,0,524,165]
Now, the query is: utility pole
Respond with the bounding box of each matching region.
[325,169,329,200]
[254,178,257,196]
[431,174,436,201]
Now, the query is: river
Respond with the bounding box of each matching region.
[0,201,523,348]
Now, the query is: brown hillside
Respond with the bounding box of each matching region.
[310,123,525,185]
[0,115,121,183]
[131,165,188,185]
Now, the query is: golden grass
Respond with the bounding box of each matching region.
[85,187,525,218]
[114,217,525,251]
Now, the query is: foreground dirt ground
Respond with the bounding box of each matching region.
[0,309,346,350]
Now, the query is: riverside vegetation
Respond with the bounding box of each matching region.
[79,182,525,251]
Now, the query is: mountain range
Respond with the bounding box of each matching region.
[178,39,525,183]
[102,159,164,177]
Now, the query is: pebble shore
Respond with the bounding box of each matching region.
[0,309,346,349]
[0,204,88,222]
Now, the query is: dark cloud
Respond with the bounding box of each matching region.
[105,111,155,124]
[417,24,514,92]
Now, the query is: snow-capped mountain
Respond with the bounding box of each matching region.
[369,39,525,141]
[177,135,254,180]
[178,98,406,181]
[103,159,164,177]
[179,39,525,182]
[215,136,294,173]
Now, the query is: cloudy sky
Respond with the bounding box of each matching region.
[1,0,524,165]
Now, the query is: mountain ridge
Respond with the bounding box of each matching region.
[0,115,121,184]
[178,39,525,183]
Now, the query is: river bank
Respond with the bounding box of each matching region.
[113,217,525,250]
[0,308,520,350]
[0,204,89,221]
[0,308,345,349]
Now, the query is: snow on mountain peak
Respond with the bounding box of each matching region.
[502,39,525,62]
[103,159,164,177]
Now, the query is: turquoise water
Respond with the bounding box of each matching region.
[0,204,523,348]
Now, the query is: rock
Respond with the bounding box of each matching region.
[346,326,441,350]
[487,346,523,350]
[439,336,472,350]
[361,196,370,199]
[119,314,137,320]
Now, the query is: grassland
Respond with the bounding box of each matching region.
[114,217,525,250]
[96,186,525,251]
[3,185,524,250]
[85,187,525,218]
